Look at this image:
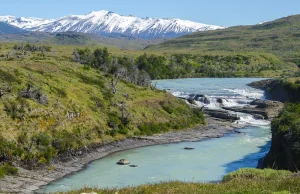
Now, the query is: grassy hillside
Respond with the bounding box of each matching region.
[147,15,300,67]
[0,31,164,50]
[0,43,204,174]
[61,168,300,194]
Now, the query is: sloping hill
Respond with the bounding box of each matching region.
[0,22,26,34]
[0,43,204,171]
[0,31,163,50]
[146,14,300,64]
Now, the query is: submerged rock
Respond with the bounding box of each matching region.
[253,114,265,120]
[117,159,130,165]
[184,147,195,150]
[199,96,210,104]
[129,164,139,167]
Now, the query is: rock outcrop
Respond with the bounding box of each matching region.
[203,108,240,121]
[249,79,300,172]
[222,100,284,119]
[248,79,300,102]
[259,129,300,172]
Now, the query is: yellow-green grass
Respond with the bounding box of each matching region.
[58,169,299,194]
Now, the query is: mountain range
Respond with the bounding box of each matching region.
[0,10,223,39]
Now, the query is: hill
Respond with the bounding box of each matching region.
[0,31,163,50]
[146,14,300,65]
[0,22,26,34]
[0,43,204,173]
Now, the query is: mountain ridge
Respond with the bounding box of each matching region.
[0,21,27,34]
[0,10,224,39]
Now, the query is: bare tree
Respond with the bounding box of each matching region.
[73,49,81,63]
[128,62,139,84]
[110,76,119,95]
[138,70,151,87]
[118,101,130,124]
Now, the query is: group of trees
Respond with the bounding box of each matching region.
[13,43,51,52]
[73,48,151,87]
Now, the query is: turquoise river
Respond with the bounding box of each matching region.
[38,78,271,193]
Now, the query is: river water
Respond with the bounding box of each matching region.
[38,78,271,193]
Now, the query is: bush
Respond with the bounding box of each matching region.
[118,125,129,135]
[138,122,170,135]
[0,163,18,178]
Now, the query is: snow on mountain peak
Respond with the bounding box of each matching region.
[0,10,225,39]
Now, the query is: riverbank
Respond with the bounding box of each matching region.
[0,116,242,194]
[249,78,300,172]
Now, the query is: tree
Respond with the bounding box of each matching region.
[138,70,151,87]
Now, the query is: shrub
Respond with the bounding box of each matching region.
[0,163,18,178]
[118,125,129,135]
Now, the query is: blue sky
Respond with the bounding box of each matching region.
[1,0,299,26]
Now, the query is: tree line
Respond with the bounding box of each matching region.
[73,48,286,80]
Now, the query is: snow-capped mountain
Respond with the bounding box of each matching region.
[0,10,224,39]
[0,16,53,29]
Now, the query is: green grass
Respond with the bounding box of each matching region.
[58,169,300,194]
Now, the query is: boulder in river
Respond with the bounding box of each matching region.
[195,94,205,100]
[199,96,210,104]
[184,147,195,150]
[217,98,224,104]
[253,114,265,120]
[117,159,130,165]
